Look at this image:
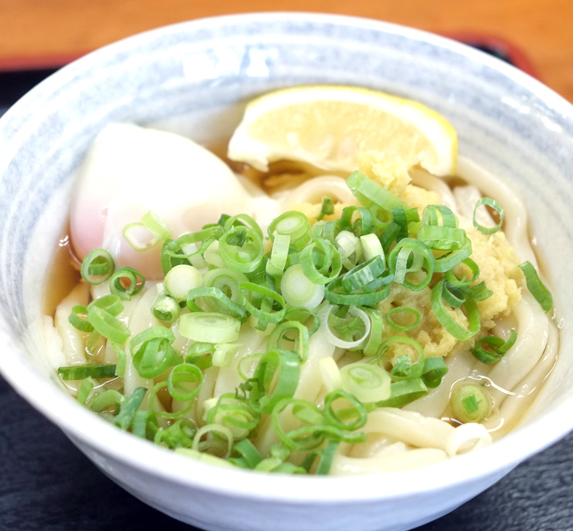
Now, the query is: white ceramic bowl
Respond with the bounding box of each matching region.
[1,12,573,531]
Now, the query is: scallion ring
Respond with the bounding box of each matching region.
[519,261,553,312]
[80,249,115,285]
[323,389,367,431]
[339,362,391,403]
[471,330,517,365]
[431,278,481,341]
[248,349,301,414]
[473,197,504,235]
[179,312,242,343]
[385,306,422,332]
[109,266,145,300]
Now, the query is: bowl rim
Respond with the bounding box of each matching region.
[1,10,572,504]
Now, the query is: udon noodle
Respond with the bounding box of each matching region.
[43,114,557,476]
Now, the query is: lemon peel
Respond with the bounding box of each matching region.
[228,85,457,176]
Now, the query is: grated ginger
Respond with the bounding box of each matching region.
[290,151,524,364]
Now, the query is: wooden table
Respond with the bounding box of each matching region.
[0,0,572,101]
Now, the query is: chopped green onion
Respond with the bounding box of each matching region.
[471,330,517,364]
[388,238,434,291]
[187,286,248,322]
[114,387,147,430]
[445,258,480,288]
[133,337,180,379]
[322,305,371,349]
[186,342,214,370]
[192,424,234,459]
[325,277,391,307]
[58,364,117,380]
[123,211,171,252]
[248,349,301,414]
[382,336,425,381]
[346,171,407,211]
[284,307,321,335]
[379,221,401,253]
[164,264,202,302]
[422,204,458,228]
[86,305,130,344]
[317,197,335,221]
[421,356,449,388]
[203,240,225,268]
[155,418,197,449]
[223,213,264,241]
[271,399,326,451]
[80,249,115,285]
[77,377,95,405]
[88,294,124,316]
[465,281,493,302]
[109,266,145,300]
[237,353,262,381]
[123,223,160,252]
[266,233,291,277]
[417,225,466,251]
[385,306,422,332]
[300,238,342,285]
[391,206,417,240]
[323,389,367,431]
[267,321,310,362]
[433,235,473,273]
[110,342,127,377]
[450,383,492,423]
[130,326,181,379]
[131,410,159,440]
[203,268,249,305]
[151,294,181,324]
[141,210,172,240]
[89,389,124,413]
[253,444,294,472]
[212,343,240,367]
[131,325,174,347]
[335,230,363,270]
[339,206,372,236]
[168,363,204,401]
[340,362,391,403]
[161,226,223,274]
[441,283,466,308]
[315,440,340,475]
[431,279,481,341]
[239,282,286,324]
[375,378,429,407]
[362,308,385,356]
[519,261,553,312]
[206,394,259,440]
[149,380,193,420]
[281,264,325,310]
[268,211,311,250]
[360,233,384,261]
[68,305,94,333]
[230,439,262,469]
[473,197,504,235]
[179,312,241,343]
[369,204,393,230]
[341,255,386,292]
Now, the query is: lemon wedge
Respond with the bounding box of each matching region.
[228,85,457,176]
